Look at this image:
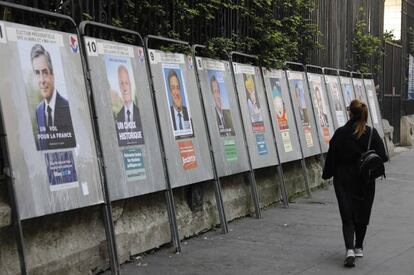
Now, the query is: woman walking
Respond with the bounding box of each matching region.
[322,99,388,267]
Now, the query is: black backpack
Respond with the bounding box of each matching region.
[358,127,385,181]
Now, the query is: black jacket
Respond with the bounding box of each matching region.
[322,118,388,181]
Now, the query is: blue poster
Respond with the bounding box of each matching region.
[408,55,414,100]
[44,151,78,191]
[255,134,268,155]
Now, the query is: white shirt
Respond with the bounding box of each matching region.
[123,102,134,123]
[44,89,57,126]
[173,107,185,130]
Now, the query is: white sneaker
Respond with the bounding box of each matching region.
[354,248,363,257]
[344,249,355,267]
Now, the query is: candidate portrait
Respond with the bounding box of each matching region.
[31,44,76,150]
[167,69,191,132]
[115,64,144,146]
[314,85,329,128]
[210,75,235,136]
[294,82,310,126]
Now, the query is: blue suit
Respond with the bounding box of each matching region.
[35,91,76,150]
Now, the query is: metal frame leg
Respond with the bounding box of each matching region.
[248,171,262,219]
[164,190,181,253]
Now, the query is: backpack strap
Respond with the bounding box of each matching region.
[367,127,373,151]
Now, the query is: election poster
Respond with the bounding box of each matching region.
[244,73,265,133]
[308,76,331,145]
[270,77,293,152]
[208,69,235,137]
[17,34,76,151]
[162,64,194,139]
[342,83,354,107]
[328,79,347,126]
[292,79,313,148]
[354,82,365,102]
[178,140,198,170]
[104,54,145,146]
[15,28,80,191]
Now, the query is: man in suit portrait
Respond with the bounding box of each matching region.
[168,69,191,132]
[115,65,144,146]
[314,85,329,128]
[294,83,309,126]
[210,75,234,136]
[31,44,76,150]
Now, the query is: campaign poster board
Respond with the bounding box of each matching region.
[83,37,166,200]
[195,57,250,177]
[339,76,356,108]
[0,21,104,219]
[324,75,348,129]
[232,62,278,169]
[307,73,335,152]
[262,69,302,163]
[352,78,373,127]
[286,70,321,158]
[147,49,213,188]
[364,79,385,138]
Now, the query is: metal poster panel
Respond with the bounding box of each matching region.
[83,37,166,200]
[352,78,373,127]
[195,57,249,177]
[286,70,321,158]
[339,76,356,107]
[324,75,347,129]
[364,79,385,138]
[232,62,278,169]
[0,21,103,219]
[262,68,302,163]
[307,73,335,153]
[148,49,213,188]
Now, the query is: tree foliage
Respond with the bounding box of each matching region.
[352,6,383,74]
[104,0,321,68]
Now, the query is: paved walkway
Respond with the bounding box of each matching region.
[113,149,414,275]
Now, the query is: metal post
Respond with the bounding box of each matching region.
[0,129,27,274]
[228,51,262,218]
[283,62,312,197]
[192,44,228,234]
[258,66,289,208]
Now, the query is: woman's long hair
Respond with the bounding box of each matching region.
[349,99,368,138]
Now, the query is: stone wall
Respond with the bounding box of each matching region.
[0,156,324,275]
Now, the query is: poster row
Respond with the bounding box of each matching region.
[0,21,384,219]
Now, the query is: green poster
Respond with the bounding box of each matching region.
[123,148,146,181]
[224,139,238,162]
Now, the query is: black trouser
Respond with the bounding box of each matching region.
[333,177,375,250]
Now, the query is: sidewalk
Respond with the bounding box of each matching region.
[113,149,414,275]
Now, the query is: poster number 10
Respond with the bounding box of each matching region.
[85,38,98,56]
[87,41,96,53]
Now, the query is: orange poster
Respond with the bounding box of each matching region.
[178,140,198,170]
